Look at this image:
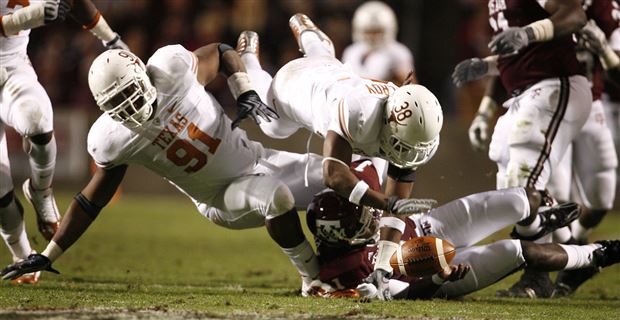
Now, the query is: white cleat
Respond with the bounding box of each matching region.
[236,30,260,56]
[22,179,61,241]
[288,13,335,57]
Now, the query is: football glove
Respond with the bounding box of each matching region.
[387,196,437,216]
[468,113,490,152]
[44,0,71,24]
[231,90,279,129]
[362,269,392,301]
[452,58,489,87]
[489,27,531,55]
[0,253,59,280]
[104,33,130,50]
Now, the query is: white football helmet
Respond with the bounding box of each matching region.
[352,1,398,47]
[88,49,156,128]
[380,84,443,169]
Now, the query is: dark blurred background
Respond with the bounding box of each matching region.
[7,0,617,207]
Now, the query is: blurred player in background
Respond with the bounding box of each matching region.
[0,0,127,284]
[239,13,443,300]
[0,42,339,297]
[306,160,620,300]
[453,0,620,298]
[341,1,416,187]
[452,0,591,298]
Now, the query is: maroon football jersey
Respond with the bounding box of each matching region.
[584,0,620,100]
[317,217,420,289]
[489,0,585,94]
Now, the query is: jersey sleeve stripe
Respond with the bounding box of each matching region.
[82,11,102,30]
[338,98,353,141]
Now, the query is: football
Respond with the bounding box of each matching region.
[390,236,456,277]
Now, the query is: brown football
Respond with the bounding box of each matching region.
[390,236,456,277]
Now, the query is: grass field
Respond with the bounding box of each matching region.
[1,192,619,320]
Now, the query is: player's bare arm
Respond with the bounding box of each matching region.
[69,0,128,49]
[0,165,127,280]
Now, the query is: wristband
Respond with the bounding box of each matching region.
[374,240,399,273]
[1,4,45,36]
[85,14,116,43]
[525,18,554,42]
[227,72,253,99]
[379,216,406,233]
[41,240,64,262]
[348,180,369,205]
[431,273,446,285]
[477,96,498,119]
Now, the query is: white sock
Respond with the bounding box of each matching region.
[0,199,32,261]
[300,32,332,57]
[560,243,603,269]
[240,53,261,71]
[570,219,591,242]
[28,135,56,190]
[516,214,542,237]
[281,240,319,281]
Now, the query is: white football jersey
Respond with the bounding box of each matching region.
[269,56,398,157]
[88,45,263,203]
[0,0,41,66]
[341,41,413,81]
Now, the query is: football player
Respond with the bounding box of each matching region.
[306,161,620,300]
[238,14,443,300]
[0,0,127,284]
[0,43,335,297]
[453,0,620,297]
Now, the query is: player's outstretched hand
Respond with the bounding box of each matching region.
[489,27,530,55]
[579,20,609,56]
[104,34,130,51]
[362,269,392,301]
[437,263,471,282]
[0,253,59,280]
[452,58,489,87]
[387,196,437,216]
[231,90,279,129]
[468,113,490,152]
[44,0,71,23]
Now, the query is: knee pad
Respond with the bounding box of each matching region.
[266,182,295,220]
[14,99,54,137]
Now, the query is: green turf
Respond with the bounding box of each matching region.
[1,192,619,319]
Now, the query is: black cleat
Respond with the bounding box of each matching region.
[511,202,580,241]
[496,270,554,298]
[552,267,600,298]
[593,240,620,268]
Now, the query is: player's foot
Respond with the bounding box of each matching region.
[9,271,41,285]
[593,240,620,268]
[288,13,335,56]
[301,279,334,298]
[22,179,61,241]
[496,270,554,298]
[511,202,580,241]
[552,267,599,298]
[236,31,260,56]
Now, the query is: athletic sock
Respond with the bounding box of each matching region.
[300,32,332,57]
[0,199,32,261]
[281,240,319,281]
[28,136,56,190]
[240,53,261,71]
[516,214,542,237]
[559,243,603,269]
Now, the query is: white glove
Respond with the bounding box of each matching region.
[580,20,620,69]
[356,283,378,300]
[452,58,489,87]
[489,27,531,55]
[387,196,437,216]
[468,113,490,152]
[362,269,392,301]
[44,0,70,23]
[104,33,130,50]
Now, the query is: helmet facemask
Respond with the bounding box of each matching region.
[314,206,381,247]
[380,131,439,169]
[96,76,156,128]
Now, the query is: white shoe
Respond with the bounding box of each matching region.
[22,179,60,241]
[301,279,334,297]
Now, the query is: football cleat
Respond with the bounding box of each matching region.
[288,13,335,57]
[510,202,580,241]
[9,271,41,285]
[22,179,61,241]
[496,270,554,299]
[593,240,620,268]
[552,267,600,298]
[236,31,260,56]
[301,279,335,298]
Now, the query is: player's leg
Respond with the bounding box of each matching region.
[235,31,272,102]
[199,175,326,296]
[1,65,60,240]
[602,95,619,184]
[288,14,335,58]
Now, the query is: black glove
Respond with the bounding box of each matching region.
[231,90,279,129]
[44,0,71,24]
[1,253,59,280]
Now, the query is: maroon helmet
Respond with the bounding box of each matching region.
[306,159,382,247]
